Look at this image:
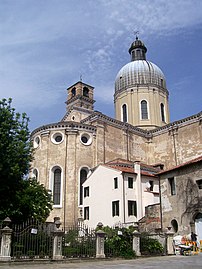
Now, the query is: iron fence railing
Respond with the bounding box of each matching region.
[62,223,96,258]
[11,219,54,260]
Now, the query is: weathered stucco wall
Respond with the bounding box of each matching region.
[148,119,202,169]
[160,161,202,235]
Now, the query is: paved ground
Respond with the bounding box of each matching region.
[0,254,202,269]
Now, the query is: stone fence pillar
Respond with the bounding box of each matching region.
[132,230,141,256]
[96,230,106,258]
[166,229,174,255]
[0,218,12,261]
[52,218,64,260]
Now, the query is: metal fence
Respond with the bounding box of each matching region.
[11,219,54,260]
[0,220,3,247]
[62,222,96,258]
[1,218,168,261]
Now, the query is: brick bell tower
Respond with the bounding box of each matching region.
[62,81,95,122]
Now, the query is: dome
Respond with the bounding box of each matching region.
[115,60,166,93]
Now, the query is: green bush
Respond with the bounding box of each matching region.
[140,234,164,255]
[102,226,136,259]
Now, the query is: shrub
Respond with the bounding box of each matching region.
[102,226,136,259]
[140,234,164,255]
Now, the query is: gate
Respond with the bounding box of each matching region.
[62,223,96,258]
[11,219,54,260]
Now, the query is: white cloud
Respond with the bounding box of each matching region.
[0,0,202,128]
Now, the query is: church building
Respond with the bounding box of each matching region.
[31,37,202,228]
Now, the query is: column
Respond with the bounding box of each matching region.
[132,230,141,256]
[0,218,12,261]
[52,218,64,260]
[96,230,106,258]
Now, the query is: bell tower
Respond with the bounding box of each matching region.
[62,81,95,122]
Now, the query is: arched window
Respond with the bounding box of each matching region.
[79,168,88,205]
[171,219,178,233]
[141,100,148,119]
[160,103,165,122]
[122,104,127,123]
[32,168,38,181]
[71,87,76,97]
[52,168,61,205]
[83,87,89,97]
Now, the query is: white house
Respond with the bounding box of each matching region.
[82,159,160,228]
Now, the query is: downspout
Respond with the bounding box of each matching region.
[173,133,178,166]
[64,130,68,226]
[134,162,143,219]
[158,175,163,231]
[123,173,126,224]
[170,126,178,166]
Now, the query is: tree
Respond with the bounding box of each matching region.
[0,98,52,222]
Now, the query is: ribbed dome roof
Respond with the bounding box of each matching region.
[115,37,167,93]
[115,60,166,93]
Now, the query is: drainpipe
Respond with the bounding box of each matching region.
[123,173,126,224]
[134,162,143,219]
[158,175,163,231]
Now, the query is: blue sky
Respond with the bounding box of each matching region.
[0,0,202,131]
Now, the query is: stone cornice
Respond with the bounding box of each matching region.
[65,94,95,105]
[150,111,202,136]
[81,110,202,138]
[31,110,202,139]
[114,84,169,100]
[81,111,147,137]
[31,121,96,137]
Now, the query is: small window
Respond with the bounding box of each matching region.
[83,87,89,97]
[141,100,148,120]
[84,207,89,220]
[33,136,40,148]
[196,179,202,189]
[114,177,118,189]
[71,87,76,97]
[80,133,92,146]
[168,177,176,195]
[128,200,137,216]
[84,186,89,197]
[122,104,127,123]
[55,135,62,143]
[136,49,141,59]
[79,168,88,205]
[33,169,38,181]
[51,132,64,145]
[160,103,165,122]
[112,200,119,217]
[149,180,154,191]
[171,219,178,233]
[128,177,133,188]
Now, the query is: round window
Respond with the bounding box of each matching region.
[55,135,62,142]
[51,132,64,144]
[33,136,40,148]
[81,136,88,144]
[80,133,92,146]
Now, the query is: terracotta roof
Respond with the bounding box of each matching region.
[141,171,158,178]
[105,159,158,177]
[106,164,135,174]
[157,155,202,175]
